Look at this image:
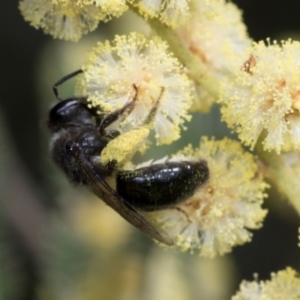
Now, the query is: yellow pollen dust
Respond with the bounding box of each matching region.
[100,127,150,168]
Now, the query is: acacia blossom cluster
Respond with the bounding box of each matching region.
[148,138,268,258]
[76,32,192,145]
[19,0,294,269]
[19,0,198,41]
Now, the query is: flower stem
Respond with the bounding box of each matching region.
[128,4,220,98]
[255,140,300,216]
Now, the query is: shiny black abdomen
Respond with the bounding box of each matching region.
[116,160,209,211]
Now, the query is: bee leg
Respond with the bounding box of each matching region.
[104,130,121,139]
[142,87,165,126]
[174,207,192,223]
[99,84,138,136]
[107,159,118,173]
[53,69,83,101]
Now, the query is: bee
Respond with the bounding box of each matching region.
[47,70,209,245]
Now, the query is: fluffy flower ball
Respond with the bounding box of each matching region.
[232,268,300,300]
[220,40,300,153]
[151,137,268,258]
[19,0,127,41]
[77,32,192,145]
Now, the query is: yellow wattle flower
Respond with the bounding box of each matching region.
[76,32,193,145]
[233,268,300,300]
[19,0,128,41]
[150,137,268,257]
[220,39,300,153]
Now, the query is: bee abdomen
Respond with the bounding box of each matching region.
[116,160,209,211]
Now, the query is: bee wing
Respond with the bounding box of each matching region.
[73,149,173,246]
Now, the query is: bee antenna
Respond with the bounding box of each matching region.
[53,69,83,101]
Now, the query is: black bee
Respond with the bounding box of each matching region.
[48,70,209,245]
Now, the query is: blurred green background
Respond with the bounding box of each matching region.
[1,1,300,299]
